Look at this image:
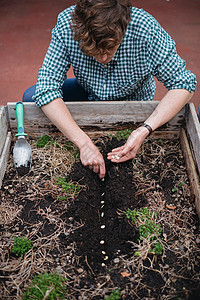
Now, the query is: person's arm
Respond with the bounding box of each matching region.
[33,11,105,178]
[108,18,196,163]
[107,89,193,162]
[41,98,106,178]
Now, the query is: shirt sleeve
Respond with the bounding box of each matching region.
[147,20,197,93]
[33,14,71,107]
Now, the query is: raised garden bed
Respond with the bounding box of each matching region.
[0,101,200,299]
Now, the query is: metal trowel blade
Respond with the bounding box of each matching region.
[13,137,32,176]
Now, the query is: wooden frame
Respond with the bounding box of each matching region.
[0,101,200,217]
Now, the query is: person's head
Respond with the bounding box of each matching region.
[70,0,131,63]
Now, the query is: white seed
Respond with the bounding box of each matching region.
[101,205,104,209]
[102,251,106,255]
[100,240,105,244]
[101,263,106,267]
[112,155,115,159]
[101,212,104,218]
[101,225,105,229]
[101,193,105,197]
[101,201,104,204]
[104,256,109,260]
[101,178,105,182]
[115,155,120,160]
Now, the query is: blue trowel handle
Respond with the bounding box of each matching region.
[15,101,27,137]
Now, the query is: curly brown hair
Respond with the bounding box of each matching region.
[70,0,131,56]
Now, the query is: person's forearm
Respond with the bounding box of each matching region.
[41,98,90,148]
[144,89,194,131]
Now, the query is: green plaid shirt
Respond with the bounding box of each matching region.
[33,6,196,107]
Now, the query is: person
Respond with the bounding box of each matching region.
[23,0,196,179]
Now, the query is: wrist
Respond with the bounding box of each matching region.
[139,123,153,136]
[74,133,92,150]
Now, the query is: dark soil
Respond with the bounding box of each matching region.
[0,135,200,300]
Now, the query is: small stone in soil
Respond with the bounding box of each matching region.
[113,258,119,263]
[77,268,84,273]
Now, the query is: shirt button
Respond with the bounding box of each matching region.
[104,64,107,68]
[103,84,106,89]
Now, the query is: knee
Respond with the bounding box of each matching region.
[22,85,36,102]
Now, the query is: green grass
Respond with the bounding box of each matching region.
[105,288,121,300]
[57,177,81,200]
[113,129,133,141]
[23,272,69,300]
[64,141,80,159]
[36,135,53,148]
[125,207,163,255]
[11,236,33,257]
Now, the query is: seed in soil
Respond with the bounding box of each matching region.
[101,212,104,218]
[101,225,106,229]
[100,240,105,244]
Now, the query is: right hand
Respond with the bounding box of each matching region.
[79,141,106,179]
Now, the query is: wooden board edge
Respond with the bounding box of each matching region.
[186,103,200,175]
[0,106,8,157]
[0,132,12,189]
[7,101,185,133]
[180,128,200,218]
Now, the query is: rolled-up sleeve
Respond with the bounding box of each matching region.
[147,21,197,93]
[33,14,71,107]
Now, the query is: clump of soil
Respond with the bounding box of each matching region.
[0,134,200,299]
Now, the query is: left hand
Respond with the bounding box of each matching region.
[107,126,149,163]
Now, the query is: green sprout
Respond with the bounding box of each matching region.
[23,272,70,300]
[172,181,184,193]
[105,288,121,300]
[125,207,163,255]
[11,236,33,257]
[113,129,133,141]
[36,135,52,148]
[57,177,82,200]
[64,141,80,159]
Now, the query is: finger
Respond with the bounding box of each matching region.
[99,161,106,179]
[93,164,100,174]
[107,145,125,155]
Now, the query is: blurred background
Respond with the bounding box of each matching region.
[0,0,199,110]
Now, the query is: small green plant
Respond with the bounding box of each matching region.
[36,135,51,148]
[23,272,69,300]
[105,288,121,300]
[64,141,80,159]
[64,141,74,151]
[11,236,33,257]
[125,207,163,255]
[113,129,133,141]
[57,177,81,200]
[172,181,184,192]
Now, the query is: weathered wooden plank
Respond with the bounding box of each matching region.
[0,106,8,157]
[0,132,12,189]
[186,103,200,175]
[180,129,200,218]
[7,101,185,134]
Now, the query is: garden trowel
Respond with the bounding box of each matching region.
[13,101,32,176]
